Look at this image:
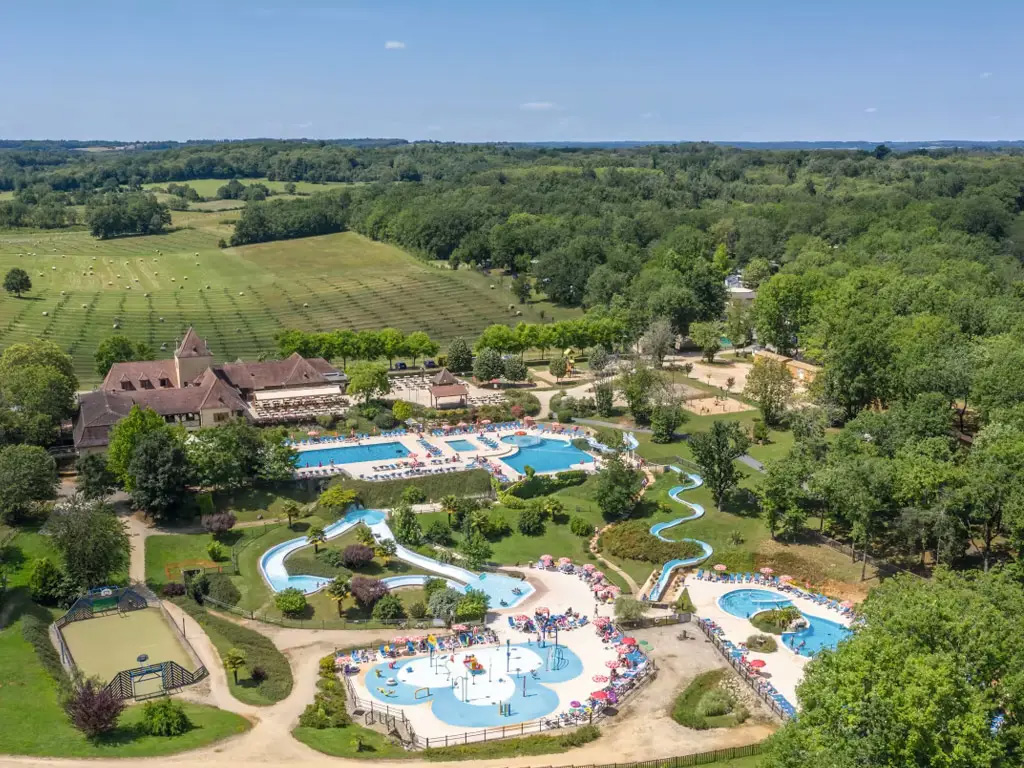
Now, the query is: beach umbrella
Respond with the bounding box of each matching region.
[515,615,529,622]
[535,607,549,615]
[621,636,637,645]
[713,563,728,572]
[779,574,794,582]
[570,700,582,708]
[748,659,766,669]
[540,554,553,561]
[604,659,620,668]
[591,690,610,700]
[592,674,609,683]
[307,430,319,436]
[617,646,632,655]
[559,557,572,565]
[840,600,854,608]
[593,571,605,579]
[451,624,468,632]
[582,563,596,572]
[759,567,774,575]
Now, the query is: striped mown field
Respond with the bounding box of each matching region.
[0,208,571,385]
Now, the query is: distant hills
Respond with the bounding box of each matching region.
[2,138,1023,153]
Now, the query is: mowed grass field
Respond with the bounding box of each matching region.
[0,205,569,385]
[141,177,352,198]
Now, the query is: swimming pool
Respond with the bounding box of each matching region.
[783,614,852,656]
[718,589,794,619]
[718,589,852,654]
[499,435,593,475]
[296,441,410,468]
[446,438,478,452]
[365,643,583,726]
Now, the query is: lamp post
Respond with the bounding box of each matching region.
[506,639,511,673]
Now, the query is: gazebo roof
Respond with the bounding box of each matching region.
[432,368,458,386]
[430,383,468,399]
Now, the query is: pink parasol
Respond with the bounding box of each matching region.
[840,600,854,608]
[593,571,605,579]
[617,646,632,655]
[535,607,549,615]
[451,624,469,632]
[748,659,766,669]
[779,574,794,582]
[540,554,553,562]
[559,557,572,565]
[713,563,728,572]
[582,563,596,572]
[593,617,610,627]
[591,690,610,700]
[592,674,609,683]
[307,430,319,436]
[604,659,620,669]
[759,567,774,575]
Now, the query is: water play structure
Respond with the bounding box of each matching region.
[258,507,534,607]
[646,466,714,602]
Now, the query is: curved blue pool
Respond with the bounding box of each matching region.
[718,588,852,655]
[296,441,409,468]
[499,436,593,475]
[719,589,794,619]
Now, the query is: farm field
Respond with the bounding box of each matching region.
[141,177,352,197]
[0,207,570,385]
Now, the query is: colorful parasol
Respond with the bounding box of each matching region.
[604,659,620,668]
[592,674,609,683]
[582,563,596,572]
[748,659,766,669]
[759,566,774,574]
[713,563,728,572]
[591,690,610,700]
[621,637,637,645]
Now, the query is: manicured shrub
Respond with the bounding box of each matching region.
[250,665,268,682]
[201,511,236,537]
[341,544,374,568]
[140,697,192,736]
[206,540,226,562]
[205,573,241,606]
[162,582,187,597]
[409,601,427,619]
[518,507,545,536]
[752,606,802,634]
[349,576,389,608]
[299,653,350,729]
[64,678,124,738]
[697,688,733,718]
[746,633,778,653]
[424,519,452,545]
[601,520,703,563]
[371,594,406,621]
[275,587,307,617]
[570,516,594,537]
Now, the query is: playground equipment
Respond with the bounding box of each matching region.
[463,654,485,675]
[414,687,431,700]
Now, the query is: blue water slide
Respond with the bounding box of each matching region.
[646,466,713,601]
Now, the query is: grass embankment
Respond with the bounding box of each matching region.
[173,598,293,705]
[294,723,600,761]
[672,670,749,730]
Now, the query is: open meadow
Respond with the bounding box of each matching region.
[0,206,567,384]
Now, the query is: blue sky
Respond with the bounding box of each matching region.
[1,0,1021,142]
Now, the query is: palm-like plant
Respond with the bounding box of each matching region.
[224,647,247,684]
[281,499,301,528]
[355,525,376,547]
[326,577,350,617]
[375,538,397,565]
[440,494,458,523]
[308,525,326,554]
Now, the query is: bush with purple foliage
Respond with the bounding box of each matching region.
[349,576,389,608]
[341,544,374,569]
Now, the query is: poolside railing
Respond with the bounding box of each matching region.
[695,618,793,721]
[521,741,764,768]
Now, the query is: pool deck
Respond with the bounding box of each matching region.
[685,577,854,707]
[348,568,664,738]
[291,424,597,483]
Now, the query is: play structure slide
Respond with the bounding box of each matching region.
[646,467,714,602]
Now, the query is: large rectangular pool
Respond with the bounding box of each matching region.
[296,441,410,468]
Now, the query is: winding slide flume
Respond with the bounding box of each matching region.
[645,467,713,601]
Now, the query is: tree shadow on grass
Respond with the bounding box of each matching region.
[719,488,760,519]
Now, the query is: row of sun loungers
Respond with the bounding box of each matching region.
[695,570,854,617]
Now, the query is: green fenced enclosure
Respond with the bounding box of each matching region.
[53,586,207,700]
[0,214,570,385]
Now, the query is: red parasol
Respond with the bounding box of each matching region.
[590,690,610,700]
[621,637,637,645]
[748,659,766,669]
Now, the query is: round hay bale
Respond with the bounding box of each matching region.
[42,311,48,316]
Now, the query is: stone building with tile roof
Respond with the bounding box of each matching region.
[75,328,348,453]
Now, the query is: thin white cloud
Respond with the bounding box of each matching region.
[294,122,313,129]
[864,107,878,113]
[640,112,655,120]
[980,71,993,79]
[425,125,442,133]
[520,101,556,111]
[384,40,406,50]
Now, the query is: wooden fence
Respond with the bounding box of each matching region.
[528,741,764,768]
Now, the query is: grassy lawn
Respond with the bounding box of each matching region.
[0,626,248,757]
[294,723,601,761]
[672,669,750,730]
[173,598,293,705]
[0,219,580,385]
[293,723,411,759]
